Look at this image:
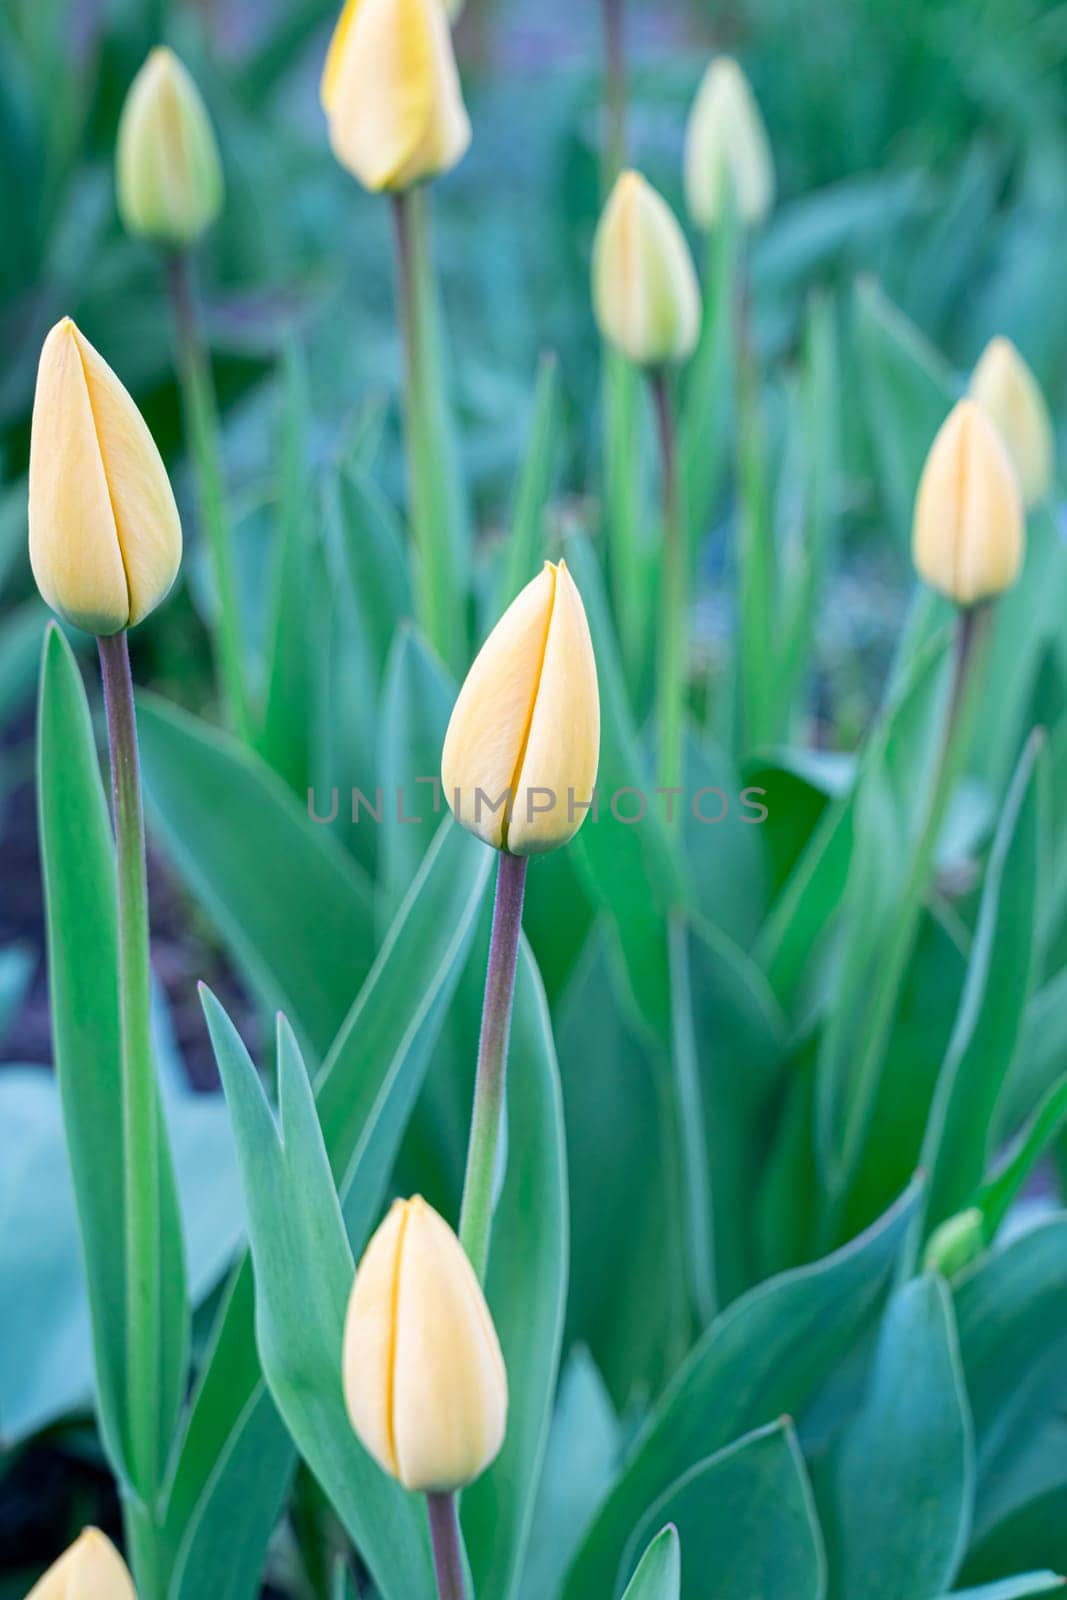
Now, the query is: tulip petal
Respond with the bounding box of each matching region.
[441,564,556,849]
[342,1199,407,1478]
[509,559,600,854]
[391,1198,507,1492]
[26,1527,136,1600]
[970,336,1054,509]
[592,171,700,367]
[28,321,131,635]
[324,0,470,193]
[913,400,1023,607]
[73,326,182,626]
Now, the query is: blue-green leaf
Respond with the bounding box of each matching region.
[815,1276,973,1600]
[139,693,376,1061]
[202,996,434,1600]
[621,1421,826,1600]
[620,1526,681,1600]
[561,1180,922,1597]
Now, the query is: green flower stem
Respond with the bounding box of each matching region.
[97,633,162,1583]
[650,369,686,794]
[391,186,467,676]
[830,600,993,1217]
[427,1492,468,1600]
[458,850,528,1282]
[165,249,252,742]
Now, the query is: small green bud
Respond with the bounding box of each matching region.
[116,48,224,247]
[923,1207,986,1279]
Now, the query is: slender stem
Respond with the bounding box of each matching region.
[458,851,529,1281]
[390,187,465,674]
[601,0,626,184]
[427,1493,468,1600]
[98,635,161,1573]
[165,250,252,741]
[828,601,992,1222]
[650,370,686,795]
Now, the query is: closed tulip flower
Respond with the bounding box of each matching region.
[320,0,471,192]
[343,1196,508,1493]
[684,56,774,231]
[26,1527,136,1600]
[116,48,223,247]
[592,171,701,368]
[970,336,1054,510]
[28,319,182,635]
[442,559,600,854]
[912,400,1024,607]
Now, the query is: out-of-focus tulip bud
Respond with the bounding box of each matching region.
[26,1527,137,1600]
[342,1196,507,1493]
[970,336,1054,510]
[441,559,600,855]
[320,0,471,192]
[592,170,701,368]
[912,399,1024,607]
[684,56,774,231]
[923,1207,985,1280]
[116,48,223,247]
[29,319,182,635]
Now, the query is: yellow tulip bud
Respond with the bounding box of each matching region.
[592,170,701,368]
[320,0,471,193]
[684,56,775,232]
[342,1196,508,1493]
[970,336,1054,510]
[26,1527,137,1600]
[116,48,223,247]
[441,559,600,855]
[29,319,182,635]
[912,399,1024,607]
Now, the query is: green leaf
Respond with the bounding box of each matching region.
[495,351,561,613]
[816,629,953,1206]
[376,625,455,924]
[977,1075,1067,1239]
[954,1219,1067,1553]
[557,931,691,1401]
[680,203,737,560]
[36,624,188,1489]
[969,507,1067,798]
[565,532,680,1038]
[254,344,317,795]
[621,1420,826,1600]
[518,1348,619,1600]
[945,1577,1067,1599]
[561,1180,922,1598]
[815,1276,973,1600]
[163,823,490,1600]
[463,943,567,1600]
[138,693,376,1061]
[619,1526,681,1600]
[202,997,434,1599]
[915,733,1044,1251]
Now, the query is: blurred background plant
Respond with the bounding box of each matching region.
[3,0,1067,1596]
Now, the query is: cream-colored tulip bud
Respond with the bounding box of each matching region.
[592,170,701,368]
[29,319,182,635]
[116,48,223,247]
[320,0,471,193]
[912,399,1024,607]
[26,1527,137,1600]
[441,559,600,855]
[684,56,774,231]
[970,336,1054,510]
[342,1196,508,1493]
